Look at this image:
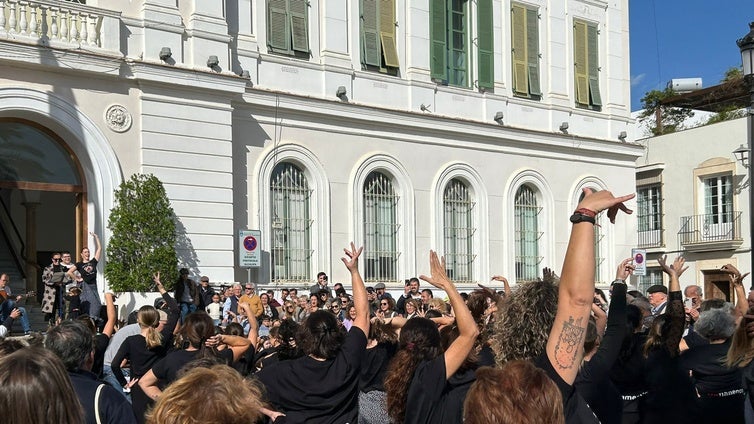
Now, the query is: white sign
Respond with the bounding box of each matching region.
[631,248,647,276]
[239,230,261,268]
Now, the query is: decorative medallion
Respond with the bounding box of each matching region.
[105,104,132,133]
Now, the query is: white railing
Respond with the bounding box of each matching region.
[0,0,121,51]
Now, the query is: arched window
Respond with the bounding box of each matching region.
[514,185,541,281]
[578,189,604,283]
[443,178,475,282]
[270,162,312,283]
[363,171,399,281]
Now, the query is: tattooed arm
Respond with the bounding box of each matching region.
[546,188,634,385]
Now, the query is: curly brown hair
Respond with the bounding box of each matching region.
[384,318,442,423]
[490,278,558,365]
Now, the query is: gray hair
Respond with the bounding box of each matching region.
[695,308,736,341]
[684,285,702,297]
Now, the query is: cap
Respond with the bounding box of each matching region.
[374,283,386,290]
[366,287,375,293]
[179,268,190,275]
[200,276,209,282]
[646,284,668,295]
[154,298,167,309]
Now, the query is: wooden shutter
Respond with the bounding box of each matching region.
[289,0,309,54]
[511,4,528,95]
[430,0,448,81]
[361,0,381,66]
[477,0,494,89]
[573,20,589,105]
[380,0,399,68]
[526,8,541,96]
[587,24,602,106]
[268,0,290,52]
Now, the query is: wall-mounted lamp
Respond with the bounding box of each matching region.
[559,122,569,134]
[420,103,432,112]
[159,47,172,61]
[493,111,504,125]
[618,131,627,142]
[207,55,219,68]
[733,144,750,168]
[335,86,347,100]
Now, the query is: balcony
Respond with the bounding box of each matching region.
[678,212,743,252]
[637,229,663,249]
[0,0,122,53]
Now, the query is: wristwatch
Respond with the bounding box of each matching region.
[570,207,597,225]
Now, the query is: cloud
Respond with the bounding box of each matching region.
[631,73,646,87]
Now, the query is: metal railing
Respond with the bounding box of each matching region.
[637,229,663,248]
[679,212,742,245]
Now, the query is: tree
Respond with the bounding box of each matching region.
[638,88,694,136]
[704,66,746,125]
[105,174,178,292]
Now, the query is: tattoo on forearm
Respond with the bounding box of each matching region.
[554,316,585,369]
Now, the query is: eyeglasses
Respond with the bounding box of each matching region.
[331,305,340,309]
[52,258,61,262]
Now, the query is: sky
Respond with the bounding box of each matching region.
[629,1,752,111]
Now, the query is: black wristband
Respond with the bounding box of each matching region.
[569,212,596,225]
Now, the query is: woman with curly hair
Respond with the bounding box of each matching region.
[256,243,369,423]
[383,250,479,424]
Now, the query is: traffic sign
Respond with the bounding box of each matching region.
[239,230,261,268]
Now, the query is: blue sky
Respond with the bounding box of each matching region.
[629,1,751,111]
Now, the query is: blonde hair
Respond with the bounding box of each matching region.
[146,365,264,424]
[137,305,163,349]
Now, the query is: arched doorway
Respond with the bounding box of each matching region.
[0,119,86,295]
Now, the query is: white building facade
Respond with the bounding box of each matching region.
[0,0,641,295]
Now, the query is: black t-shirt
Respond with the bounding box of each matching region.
[403,355,476,424]
[359,342,397,393]
[534,353,600,424]
[680,340,741,394]
[152,349,200,386]
[92,333,109,378]
[76,259,98,285]
[256,326,367,424]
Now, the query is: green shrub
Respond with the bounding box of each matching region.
[105,174,178,291]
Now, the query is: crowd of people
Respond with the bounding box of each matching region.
[1,188,753,423]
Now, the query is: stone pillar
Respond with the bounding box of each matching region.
[22,201,39,295]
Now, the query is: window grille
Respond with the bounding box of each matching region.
[270,163,312,283]
[514,185,542,281]
[363,172,400,281]
[443,178,476,282]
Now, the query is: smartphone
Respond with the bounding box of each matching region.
[684,298,693,309]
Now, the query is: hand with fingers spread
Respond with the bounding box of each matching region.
[615,257,635,281]
[419,250,452,291]
[341,243,363,273]
[721,264,750,287]
[576,188,635,224]
[657,255,688,278]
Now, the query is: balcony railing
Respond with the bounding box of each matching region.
[0,0,121,52]
[637,228,663,248]
[679,212,743,251]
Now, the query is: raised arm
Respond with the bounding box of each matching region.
[421,250,479,379]
[658,255,687,356]
[102,292,117,338]
[91,232,102,261]
[491,275,511,297]
[722,264,750,320]
[239,302,259,350]
[206,334,251,362]
[546,188,634,385]
[154,273,180,340]
[341,243,369,334]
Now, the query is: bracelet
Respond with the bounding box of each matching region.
[611,279,626,285]
[574,208,597,218]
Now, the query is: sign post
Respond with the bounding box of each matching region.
[631,248,647,277]
[239,230,261,284]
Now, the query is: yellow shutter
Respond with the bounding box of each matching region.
[573,20,589,105]
[380,0,399,68]
[512,4,528,95]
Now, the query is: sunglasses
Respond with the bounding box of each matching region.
[380,302,388,305]
[245,287,253,290]
[52,258,61,261]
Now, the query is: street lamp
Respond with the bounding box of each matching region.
[737,22,754,283]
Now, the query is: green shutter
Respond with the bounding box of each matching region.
[380,0,400,68]
[477,0,494,89]
[573,20,589,105]
[511,4,528,95]
[429,0,447,81]
[268,0,290,52]
[361,0,381,66]
[289,0,309,54]
[587,24,602,106]
[526,8,541,96]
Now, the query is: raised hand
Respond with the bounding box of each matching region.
[722,264,750,286]
[576,188,635,224]
[419,250,451,291]
[615,257,635,281]
[658,255,688,277]
[341,242,363,272]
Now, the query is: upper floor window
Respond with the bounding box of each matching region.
[270,162,312,283]
[429,0,493,89]
[360,0,400,73]
[704,175,733,224]
[267,0,309,57]
[637,184,663,247]
[443,179,476,283]
[514,185,541,281]
[511,3,541,99]
[363,171,399,282]
[636,268,662,294]
[573,19,601,109]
